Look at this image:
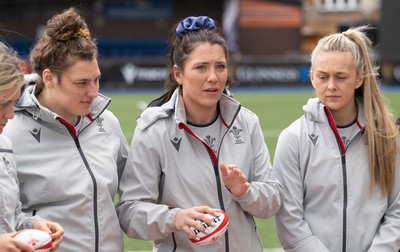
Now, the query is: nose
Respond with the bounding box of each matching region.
[87,82,99,98]
[327,78,337,91]
[207,69,218,83]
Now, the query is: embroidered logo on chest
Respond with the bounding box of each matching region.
[204,135,216,148]
[96,117,106,133]
[229,126,244,144]
[29,128,41,143]
[308,133,319,146]
[171,137,182,151]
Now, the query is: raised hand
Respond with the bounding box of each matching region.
[219,162,249,197]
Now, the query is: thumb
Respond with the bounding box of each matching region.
[219,162,228,176]
[14,239,36,252]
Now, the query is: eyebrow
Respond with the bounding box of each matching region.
[315,70,349,74]
[74,75,101,82]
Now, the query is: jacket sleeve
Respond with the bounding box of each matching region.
[231,114,283,219]
[367,142,400,251]
[6,136,43,231]
[113,115,129,181]
[273,128,329,252]
[116,126,179,240]
[14,201,42,230]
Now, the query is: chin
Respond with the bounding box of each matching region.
[78,109,91,116]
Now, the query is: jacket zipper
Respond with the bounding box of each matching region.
[178,123,230,252]
[58,117,100,252]
[323,107,347,252]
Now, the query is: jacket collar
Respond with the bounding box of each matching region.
[137,87,241,130]
[14,84,110,126]
[304,96,365,127]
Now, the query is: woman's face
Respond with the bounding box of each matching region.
[0,85,20,134]
[44,59,100,123]
[310,50,363,122]
[174,42,228,122]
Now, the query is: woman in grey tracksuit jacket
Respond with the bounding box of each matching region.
[274,97,400,251]
[3,84,129,251]
[274,26,400,252]
[0,41,63,250]
[3,8,129,251]
[117,87,283,251]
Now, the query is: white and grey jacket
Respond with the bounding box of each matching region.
[0,134,41,234]
[117,87,283,252]
[274,97,400,252]
[3,84,129,252]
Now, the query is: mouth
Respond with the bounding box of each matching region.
[204,88,219,93]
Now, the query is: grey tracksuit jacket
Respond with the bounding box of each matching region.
[4,84,129,251]
[117,88,283,252]
[274,97,400,252]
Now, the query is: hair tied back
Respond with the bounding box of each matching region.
[342,31,353,41]
[55,26,90,41]
[176,16,215,36]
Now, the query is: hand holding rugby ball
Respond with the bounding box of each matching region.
[189,209,229,246]
[12,229,52,252]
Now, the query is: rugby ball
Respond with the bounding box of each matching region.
[189,209,229,246]
[12,229,52,252]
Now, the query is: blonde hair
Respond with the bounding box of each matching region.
[311,26,398,196]
[29,7,98,90]
[0,42,24,91]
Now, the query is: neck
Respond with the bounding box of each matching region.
[331,103,358,126]
[186,106,218,125]
[37,89,77,125]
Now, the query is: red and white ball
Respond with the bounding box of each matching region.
[189,209,229,246]
[12,229,52,252]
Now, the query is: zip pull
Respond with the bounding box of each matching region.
[32,109,39,120]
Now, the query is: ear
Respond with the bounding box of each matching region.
[355,74,364,89]
[173,65,183,85]
[309,70,316,89]
[42,69,56,89]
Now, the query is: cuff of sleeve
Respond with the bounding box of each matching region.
[26,216,44,229]
[168,207,181,232]
[231,182,253,201]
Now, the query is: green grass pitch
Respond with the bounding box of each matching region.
[105,88,400,250]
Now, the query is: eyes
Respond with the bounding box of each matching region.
[315,74,348,81]
[195,63,227,71]
[73,76,101,86]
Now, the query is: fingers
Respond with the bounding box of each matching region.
[51,232,64,251]
[231,166,247,182]
[32,220,64,251]
[220,163,247,183]
[14,239,36,252]
[175,207,220,240]
[48,222,64,251]
[220,163,249,197]
[32,220,50,233]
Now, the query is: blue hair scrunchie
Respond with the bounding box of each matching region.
[176,16,216,36]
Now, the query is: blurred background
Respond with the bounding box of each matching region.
[0,0,399,91]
